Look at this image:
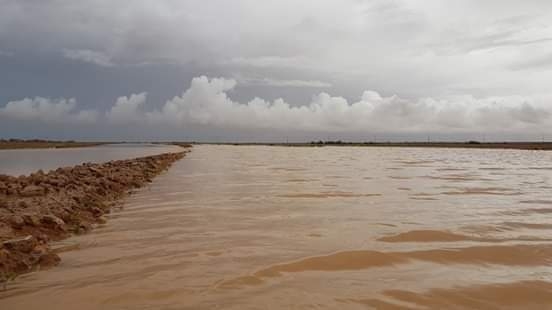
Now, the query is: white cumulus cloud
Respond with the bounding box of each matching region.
[107,76,552,134]
[106,93,147,124]
[3,76,551,137]
[0,97,98,124]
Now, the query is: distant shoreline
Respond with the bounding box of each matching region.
[0,141,195,150]
[201,141,552,151]
[2,140,551,151]
[0,140,107,150]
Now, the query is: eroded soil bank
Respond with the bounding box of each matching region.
[0,149,189,281]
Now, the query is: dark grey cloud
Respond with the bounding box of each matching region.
[1,0,552,141]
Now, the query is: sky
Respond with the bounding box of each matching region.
[1,0,552,142]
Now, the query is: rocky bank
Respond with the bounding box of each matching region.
[0,150,188,283]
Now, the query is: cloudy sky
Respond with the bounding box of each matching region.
[1,0,552,141]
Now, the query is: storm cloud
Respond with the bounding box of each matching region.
[1,0,552,140]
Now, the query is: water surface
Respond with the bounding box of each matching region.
[0,143,182,176]
[1,145,552,309]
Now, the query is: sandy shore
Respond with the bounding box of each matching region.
[0,149,189,284]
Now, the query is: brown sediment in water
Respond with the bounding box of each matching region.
[378,229,552,243]
[285,178,319,183]
[409,197,439,200]
[395,160,435,165]
[409,193,439,200]
[520,208,552,214]
[222,244,552,288]
[378,230,473,242]
[370,280,552,309]
[423,174,495,181]
[307,233,323,237]
[501,207,552,216]
[519,200,552,204]
[388,176,411,179]
[220,251,409,288]
[342,280,552,309]
[499,222,552,230]
[338,298,411,310]
[279,191,381,198]
[0,148,189,280]
[440,186,523,196]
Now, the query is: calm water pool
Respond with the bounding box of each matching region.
[0,144,183,176]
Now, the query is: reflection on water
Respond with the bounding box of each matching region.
[1,145,552,309]
[0,144,183,176]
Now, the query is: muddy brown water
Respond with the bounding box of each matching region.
[1,145,552,309]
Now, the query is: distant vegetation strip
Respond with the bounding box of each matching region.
[2,139,551,151]
[201,141,552,151]
[0,139,106,150]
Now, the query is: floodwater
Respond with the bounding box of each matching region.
[2,145,552,309]
[0,144,183,176]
